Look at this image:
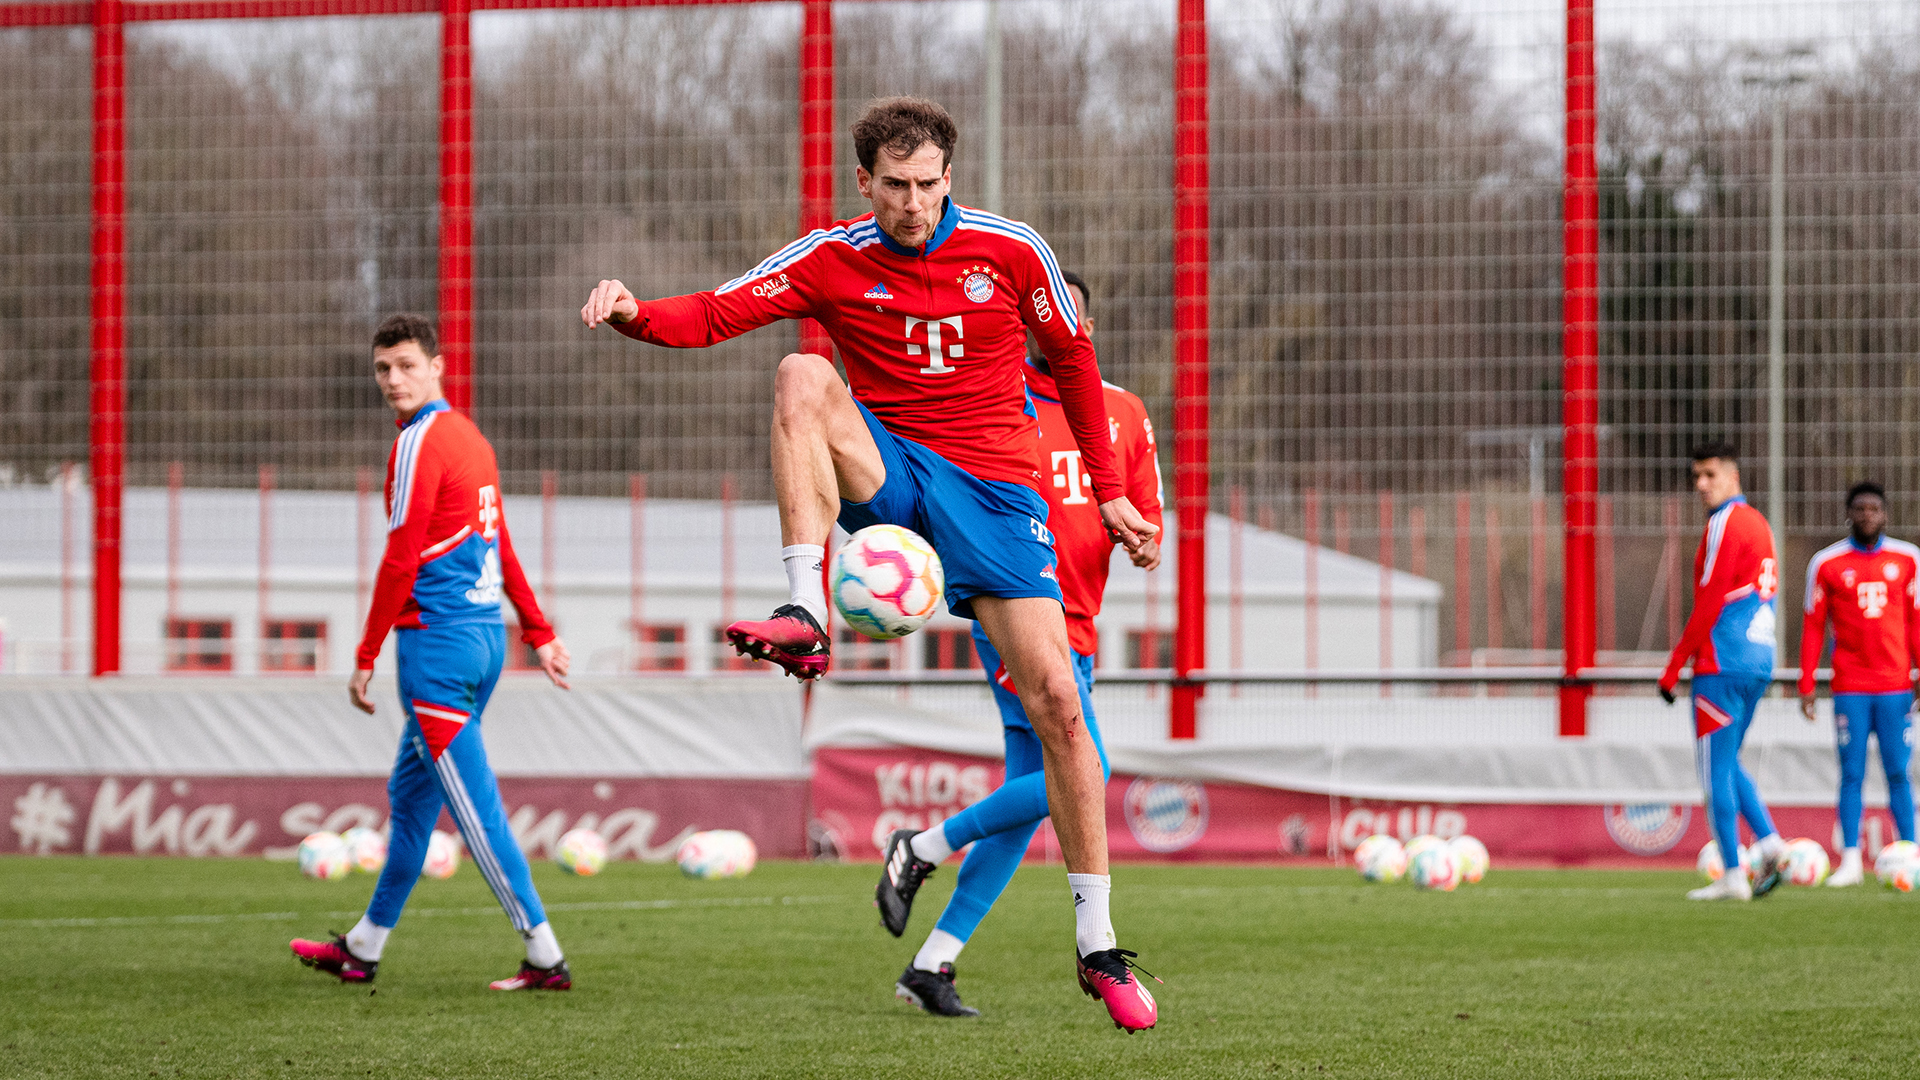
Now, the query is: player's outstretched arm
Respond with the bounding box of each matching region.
[581,279,639,328]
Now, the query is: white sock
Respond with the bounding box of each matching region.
[781,545,829,628]
[523,921,563,969]
[346,915,390,962]
[910,825,954,865]
[1755,833,1786,861]
[1841,847,1863,871]
[1068,873,1116,958]
[913,928,966,972]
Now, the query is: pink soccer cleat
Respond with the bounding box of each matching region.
[489,958,571,991]
[725,605,831,680]
[290,934,377,984]
[1076,949,1160,1033]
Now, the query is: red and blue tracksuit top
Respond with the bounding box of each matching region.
[1661,495,1779,694]
[1799,535,1920,696]
[355,399,553,669]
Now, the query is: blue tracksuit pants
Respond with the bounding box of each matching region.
[365,623,546,932]
[1691,674,1779,865]
[927,625,1109,945]
[1832,691,1917,848]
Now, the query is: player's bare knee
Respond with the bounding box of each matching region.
[773,353,837,424]
[1025,673,1085,742]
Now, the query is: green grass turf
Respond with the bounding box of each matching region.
[4,858,1920,1079]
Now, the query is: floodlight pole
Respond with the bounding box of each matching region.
[90,0,126,676]
[1171,0,1209,739]
[1559,0,1598,736]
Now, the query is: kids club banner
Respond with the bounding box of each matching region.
[2,775,806,860]
[807,746,1881,867]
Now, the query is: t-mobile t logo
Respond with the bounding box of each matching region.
[906,316,964,374]
[1858,580,1890,619]
[1051,449,1091,505]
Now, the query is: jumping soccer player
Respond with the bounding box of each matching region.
[291,314,575,990]
[1798,481,1920,886]
[884,271,1163,1019]
[582,98,1161,1031]
[1659,442,1789,901]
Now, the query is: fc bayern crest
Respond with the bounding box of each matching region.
[1123,777,1208,852]
[1602,803,1691,856]
[962,271,995,303]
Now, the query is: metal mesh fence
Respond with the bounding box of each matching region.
[6,1,1920,678]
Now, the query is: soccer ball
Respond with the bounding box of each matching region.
[676,829,758,880]
[341,826,387,874]
[1696,840,1749,883]
[1875,840,1919,884]
[1780,837,1831,887]
[1403,834,1446,866]
[1449,835,1490,884]
[554,828,608,876]
[831,525,945,639]
[1353,834,1408,883]
[297,831,351,881]
[422,830,461,880]
[1408,844,1460,892]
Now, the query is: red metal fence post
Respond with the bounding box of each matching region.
[1560,0,1598,736]
[1171,0,1209,739]
[798,0,834,358]
[90,0,126,676]
[439,0,474,413]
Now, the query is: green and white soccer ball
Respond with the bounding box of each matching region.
[297,831,351,881]
[341,826,387,874]
[676,829,757,880]
[1353,834,1407,883]
[1449,835,1490,884]
[831,524,945,640]
[554,828,608,877]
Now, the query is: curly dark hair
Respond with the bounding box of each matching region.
[851,97,958,173]
[1847,480,1887,508]
[371,313,438,357]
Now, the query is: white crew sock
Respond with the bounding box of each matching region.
[1754,833,1786,861]
[1841,847,1863,872]
[913,929,966,973]
[781,545,829,628]
[1068,873,1116,958]
[523,922,564,969]
[346,915,391,962]
[910,825,954,865]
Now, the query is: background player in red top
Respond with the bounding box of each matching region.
[582,98,1160,1031]
[291,315,576,991]
[1658,442,1789,901]
[879,272,1163,1019]
[1798,481,1920,886]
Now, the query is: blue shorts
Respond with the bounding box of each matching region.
[838,400,1061,620]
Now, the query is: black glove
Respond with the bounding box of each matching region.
[1658,685,1676,706]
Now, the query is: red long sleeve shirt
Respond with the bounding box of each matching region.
[355,399,554,669]
[1660,496,1780,691]
[1799,536,1920,696]
[1023,361,1163,656]
[613,198,1121,502]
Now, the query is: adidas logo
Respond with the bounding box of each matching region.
[1074,892,1087,906]
[863,282,895,300]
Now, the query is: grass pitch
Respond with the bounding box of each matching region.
[4,858,1920,1078]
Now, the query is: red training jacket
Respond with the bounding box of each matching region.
[1024,360,1163,656]
[355,399,554,669]
[1660,496,1780,692]
[1799,536,1920,696]
[613,198,1120,502]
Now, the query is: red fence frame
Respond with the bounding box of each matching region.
[8,0,1600,739]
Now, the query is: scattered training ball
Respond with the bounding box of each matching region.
[1353,834,1408,883]
[341,826,387,874]
[1875,840,1919,886]
[831,524,945,640]
[1449,835,1490,884]
[1696,840,1748,883]
[1780,838,1831,887]
[554,827,608,876]
[422,829,461,880]
[1408,843,1460,892]
[676,829,758,880]
[297,831,351,881]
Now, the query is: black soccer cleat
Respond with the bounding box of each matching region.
[1750,849,1786,899]
[876,828,937,937]
[895,963,980,1018]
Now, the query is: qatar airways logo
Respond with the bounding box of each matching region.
[751,273,793,299]
[905,316,964,375]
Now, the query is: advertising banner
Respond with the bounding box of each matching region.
[808,746,1885,867]
[2,775,806,860]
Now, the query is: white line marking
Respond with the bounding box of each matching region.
[0,894,856,930]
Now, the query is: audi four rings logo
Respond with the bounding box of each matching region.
[1031,288,1053,322]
